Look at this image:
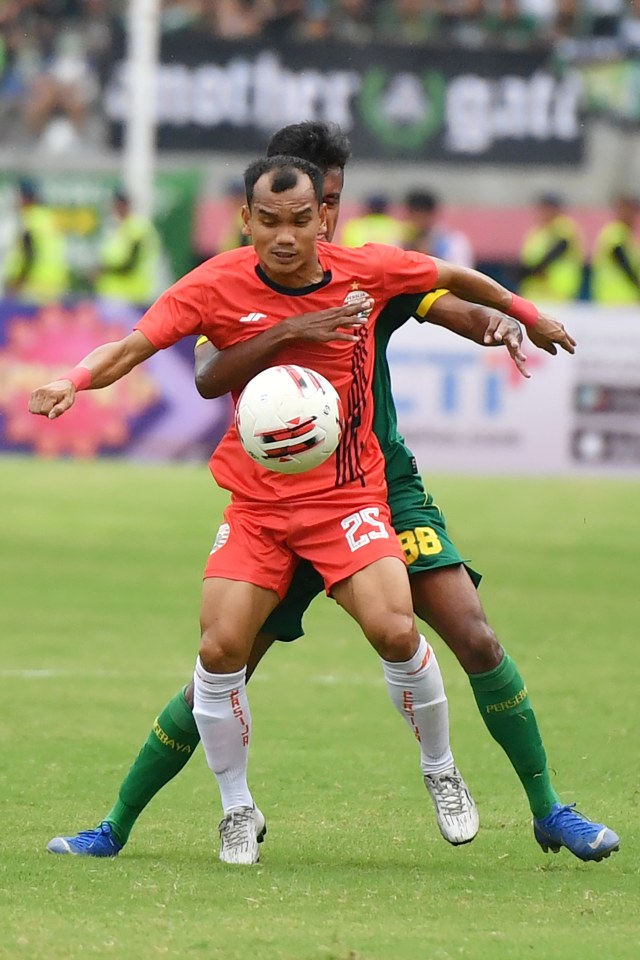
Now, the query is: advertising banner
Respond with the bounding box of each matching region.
[387,304,640,475]
[3,300,638,475]
[0,299,229,460]
[103,33,584,164]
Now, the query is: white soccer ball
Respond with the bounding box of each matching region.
[235,364,343,475]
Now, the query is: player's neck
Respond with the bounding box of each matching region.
[258,257,325,290]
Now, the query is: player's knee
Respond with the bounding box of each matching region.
[368,612,418,662]
[457,617,503,674]
[198,628,246,674]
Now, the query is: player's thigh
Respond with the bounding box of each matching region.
[200,577,280,670]
[332,556,418,661]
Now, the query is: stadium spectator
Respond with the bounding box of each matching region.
[328,0,376,44]
[403,188,475,267]
[376,0,440,44]
[518,193,584,302]
[2,178,69,303]
[23,28,97,151]
[94,189,161,307]
[341,193,405,247]
[590,193,640,304]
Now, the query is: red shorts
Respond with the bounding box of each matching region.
[204,499,405,598]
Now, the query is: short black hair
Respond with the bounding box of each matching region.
[266,122,351,174]
[244,155,324,208]
[405,189,438,211]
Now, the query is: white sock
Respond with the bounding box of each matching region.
[381,635,454,776]
[192,657,254,813]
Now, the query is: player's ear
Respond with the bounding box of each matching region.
[318,202,328,239]
[241,204,251,237]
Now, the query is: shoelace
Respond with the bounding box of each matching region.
[546,803,599,837]
[218,810,254,848]
[72,823,113,847]
[430,774,467,815]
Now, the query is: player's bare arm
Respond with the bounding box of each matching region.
[427,293,530,379]
[431,258,576,355]
[194,299,371,399]
[28,330,157,419]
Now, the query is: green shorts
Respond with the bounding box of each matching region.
[262,470,481,642]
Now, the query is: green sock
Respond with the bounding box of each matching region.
[469,653,560,820]
[105,688,200,844]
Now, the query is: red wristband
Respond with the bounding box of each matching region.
[64,366,92,391]
[509,294,539,329]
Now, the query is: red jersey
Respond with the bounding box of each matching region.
[135,241,438,505]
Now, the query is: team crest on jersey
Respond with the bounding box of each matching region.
[343,286,373,318]
[210,523,230,554]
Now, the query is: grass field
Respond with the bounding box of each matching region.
[1,456,638,960]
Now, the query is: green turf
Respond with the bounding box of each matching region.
[1,457,638,960]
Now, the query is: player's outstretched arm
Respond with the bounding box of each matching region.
[194,300,372,398]
[29,331,157,419]
[426,293,530,378]
[430,258,576,355]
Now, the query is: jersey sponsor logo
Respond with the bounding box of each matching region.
[239,311,267,323]
[210,522,230,554]
[344,286,372,318]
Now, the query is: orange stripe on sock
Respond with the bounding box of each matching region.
[407,646,431,675]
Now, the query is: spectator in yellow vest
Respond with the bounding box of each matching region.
[518,193,584,302]
[341,193,405,247]
[591,194,640,304]
[95,190,161,307]
[3,179,69,303]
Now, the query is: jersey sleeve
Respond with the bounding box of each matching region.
[368,244,439,300]
[135,284,205,350]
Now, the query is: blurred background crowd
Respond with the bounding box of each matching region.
[0,0,639,306]
[2,1,640,151]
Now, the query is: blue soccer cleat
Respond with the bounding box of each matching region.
[47,822,123,857]
[533,803,619,862]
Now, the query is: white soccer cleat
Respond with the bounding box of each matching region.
[217,805,267,865]
[423,767,479,845]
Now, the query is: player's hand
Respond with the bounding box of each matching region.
[483,314,530,379]
[527,312,576,356]
[29,379,76,419]
[284,299,374,343]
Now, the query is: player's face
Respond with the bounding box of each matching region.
[320,167,343,242]
[243,173,327,284]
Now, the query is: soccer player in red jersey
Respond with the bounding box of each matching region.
[29,155,602,865]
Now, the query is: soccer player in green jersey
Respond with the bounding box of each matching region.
[46,123,618,864]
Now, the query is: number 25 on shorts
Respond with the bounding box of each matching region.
[398,527,443,564]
